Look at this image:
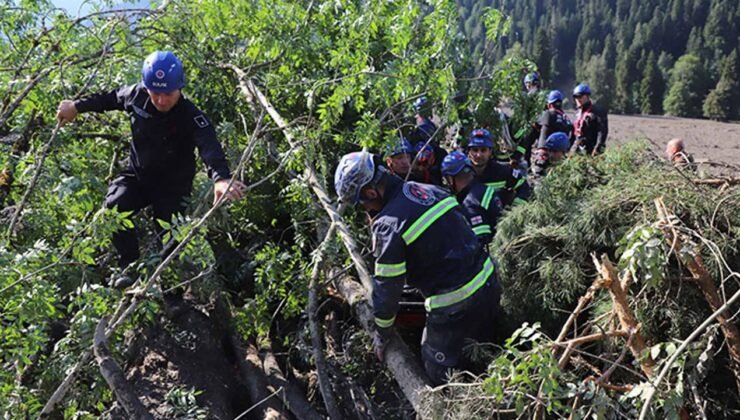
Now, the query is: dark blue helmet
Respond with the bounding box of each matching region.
[441,151,474,177]
[547,90,564,104]
[544,132,570,152]
[467,128,493,149]
[142,51,185,93]
[524,73,539,85]
[413,96,429,112]
[385,138,412,157]
[572,84,591,97]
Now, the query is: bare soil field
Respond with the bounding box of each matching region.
[598,113,740,168]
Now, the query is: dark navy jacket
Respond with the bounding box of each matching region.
[537,108,573,147]
[74,83,231,186]
[479,160,531,206]
[456,179,504,247]
[371,176,488,329]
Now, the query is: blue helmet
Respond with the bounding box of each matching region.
[413,141,434,163]
[572,84,591,97]
[141,51,185,93]
[547,90,564,104]
[334,151,376,204]
[441,151,474,177]
[544,132,570,152]
[468,128,493,149]
[413,96,429,112]
[385,138,412,157]
[524,73,539,85]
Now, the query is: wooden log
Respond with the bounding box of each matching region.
[335,275,431,413]
[93,318,153,420]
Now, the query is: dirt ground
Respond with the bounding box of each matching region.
[594,113,740,168]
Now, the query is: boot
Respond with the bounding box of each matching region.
[111,273,136,289]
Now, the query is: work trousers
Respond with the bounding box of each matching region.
[104,173,191,268]
[421,268,502,385]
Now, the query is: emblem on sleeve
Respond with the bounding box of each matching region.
[470,215,483,225]
[194,115,209,128]
[403,183,435,206]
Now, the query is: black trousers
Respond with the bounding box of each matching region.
[421,270,502,386]
[104,173,191,268]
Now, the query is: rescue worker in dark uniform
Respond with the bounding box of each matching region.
[383,138,413,179]
[524,73,540,96]
[537,90,573,147]
[334,151,501,385]
[530,132,570,186]
[56,51,245,288]
[410,142,444,186]
[466,129,531,207]
[408,96,447,171]
[571,84,608,156]
[441,151,503,248]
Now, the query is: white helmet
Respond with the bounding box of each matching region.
[334,151,376,204]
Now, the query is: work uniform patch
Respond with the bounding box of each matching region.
[403,183,435,206]
[470,215,483,225]
[193,115,209,128]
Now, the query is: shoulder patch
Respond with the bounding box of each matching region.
[193,114,209,128]
[470,215,483,226]
[403,183,435,206]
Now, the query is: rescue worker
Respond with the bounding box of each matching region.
[466,129,531,206]
[530,132,570,185]
[571,84,608,156]
[537,90,573,147]
[524,73,540,96]
[665,138,696,170]
[56,51,245,288]
[334,151,500,385]
[409,142,444,186]
[408,96,447,167]
[441,151,503,248]
[384,138,413,179]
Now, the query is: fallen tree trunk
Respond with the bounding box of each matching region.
[335,275,431,412]
[260,345,323,420]
[93,318,153,420]
[231,338,289,420]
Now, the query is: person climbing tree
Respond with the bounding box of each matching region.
[334,151,501,386]
[56,51,245,289]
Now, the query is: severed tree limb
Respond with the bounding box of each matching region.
[231,338,289,420]
[6,121,61,239]
[93,318,153,420]
[335,275,431,412]
[593,254,656,378]
[222,63,374,294]
[260,345,323,420]
[655,198,740,392]
[308,223,343,420]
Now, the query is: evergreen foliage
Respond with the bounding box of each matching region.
[703,50,740,120]
[663,54,711,117]
[456,0,740,117]
[639,51,664,114]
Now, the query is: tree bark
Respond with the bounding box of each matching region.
[335,275,431,413]
[93,318,153,420]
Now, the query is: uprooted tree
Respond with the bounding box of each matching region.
[1,1,738,419]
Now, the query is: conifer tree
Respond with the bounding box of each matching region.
[703,50,740,120]
[639,52,664,114]
[533,27,552,85]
